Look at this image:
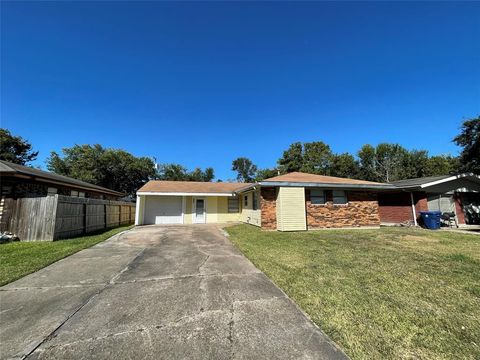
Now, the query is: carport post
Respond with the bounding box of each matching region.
[135,195,141,225]
[410,192,418,226]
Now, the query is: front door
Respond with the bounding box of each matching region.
[194,198,206,223]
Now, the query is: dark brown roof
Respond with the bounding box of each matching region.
[262,172,387,185]
[0,160,123,196]
[138,180,251,194]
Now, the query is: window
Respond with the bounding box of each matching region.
[244,195,248,207]
[47,187,57,196]
[252,192,258,210]
[71,190,78,197]
[228,198,240,213]
[78,192,85,198]
[310,189,326,205]
[333,190,347,205]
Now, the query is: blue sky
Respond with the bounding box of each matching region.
[2,1,479,180]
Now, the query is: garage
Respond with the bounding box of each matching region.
[143,196,183,224]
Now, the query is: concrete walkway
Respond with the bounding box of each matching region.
[1,225,347,360]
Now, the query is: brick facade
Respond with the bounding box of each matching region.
[260,187,276,230]
[378,192,428,224]
[305,190,380,228]
[454,193,466,225]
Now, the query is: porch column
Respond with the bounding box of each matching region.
[410,192,418,226]
[135,195,143,225]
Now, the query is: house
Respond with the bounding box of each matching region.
[0,160,134,241]
[135,172,395,231]
[0,160,123,200]
[378,173,480,226]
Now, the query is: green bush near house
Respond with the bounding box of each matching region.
[225,224,480,360]
[0,225,133,286]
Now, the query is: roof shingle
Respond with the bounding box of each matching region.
[138,181,251,194]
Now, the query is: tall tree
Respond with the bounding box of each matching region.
[301,141,333,175]
[155,164,215,182]
[424,155,459,176]
[277,142,303,173]
[232,157,257,182]
[255,168,279,181]
[358,143,408,182]
[454,116,480,173]
[47,144,155,196]
[330,153,360,179]
[0,128,39,165]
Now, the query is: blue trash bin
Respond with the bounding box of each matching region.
[420,211,441,230]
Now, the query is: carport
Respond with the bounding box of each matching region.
[379,173,480,226]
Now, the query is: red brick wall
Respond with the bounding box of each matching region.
[306,190,380,228]
[378,191,427,224]
[260,187,277,230]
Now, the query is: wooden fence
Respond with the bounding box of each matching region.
[0,195,135,241]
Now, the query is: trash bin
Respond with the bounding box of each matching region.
[420,211,441,230]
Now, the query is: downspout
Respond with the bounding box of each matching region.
[410,192,418,226]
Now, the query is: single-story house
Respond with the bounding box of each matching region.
[378,173,480,226]
[0,160,123,200]
[135,172,395,231]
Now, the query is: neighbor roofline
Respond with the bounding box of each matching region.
[392,173,480,190]
[258,181,395,190]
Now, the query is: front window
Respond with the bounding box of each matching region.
[333,190,347,205]
[252,192,258,210]
[244,195,248,206]
[310,189,326,205]
[228,198,240,213]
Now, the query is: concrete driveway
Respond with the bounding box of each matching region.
[1,225,347,360]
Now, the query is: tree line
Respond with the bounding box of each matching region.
[0,116,478,196]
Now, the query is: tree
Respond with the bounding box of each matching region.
[358,143,409,182]
[232,157,257,182]
[255,168,279,181]
[277,142,303,173]
[454,116,480,173]
[330,153,360,178]
[301,142,333,175]
[47,144,155,197]
[400,150,429,179]
[0,128,38,165]
[188,167,215,182]
[155,164,215,182]
[424,155,459,176]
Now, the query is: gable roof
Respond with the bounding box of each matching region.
[0,160,123,196]
[259,172,394,189]
[138,180,252,195]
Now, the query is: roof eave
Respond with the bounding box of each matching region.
[258,181,395,190]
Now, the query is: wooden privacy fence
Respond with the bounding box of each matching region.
[0,195,135,241]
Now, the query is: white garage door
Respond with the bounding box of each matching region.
[144,196,183,224]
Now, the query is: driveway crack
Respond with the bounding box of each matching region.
[22,248,146,359]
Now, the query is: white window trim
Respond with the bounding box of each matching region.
[192,197,207,224]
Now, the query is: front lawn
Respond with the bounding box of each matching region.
[225,225,480,360]
[0,225,133,286]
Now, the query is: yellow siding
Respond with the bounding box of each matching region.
[217,197,241,222]
[183,196,192,224]
[206,197,218,223]
[240,190,261,227]
[277,187,306,231]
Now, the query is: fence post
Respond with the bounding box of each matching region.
[83,202,87,235]
[104,203,107,229]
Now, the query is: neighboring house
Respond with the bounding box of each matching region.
[135,172,394,231]
[0,160,123,200]
[378,173,480,226]
[0,160,134,241]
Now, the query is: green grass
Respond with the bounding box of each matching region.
[0,225,133,286]
[225,225,480,360]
